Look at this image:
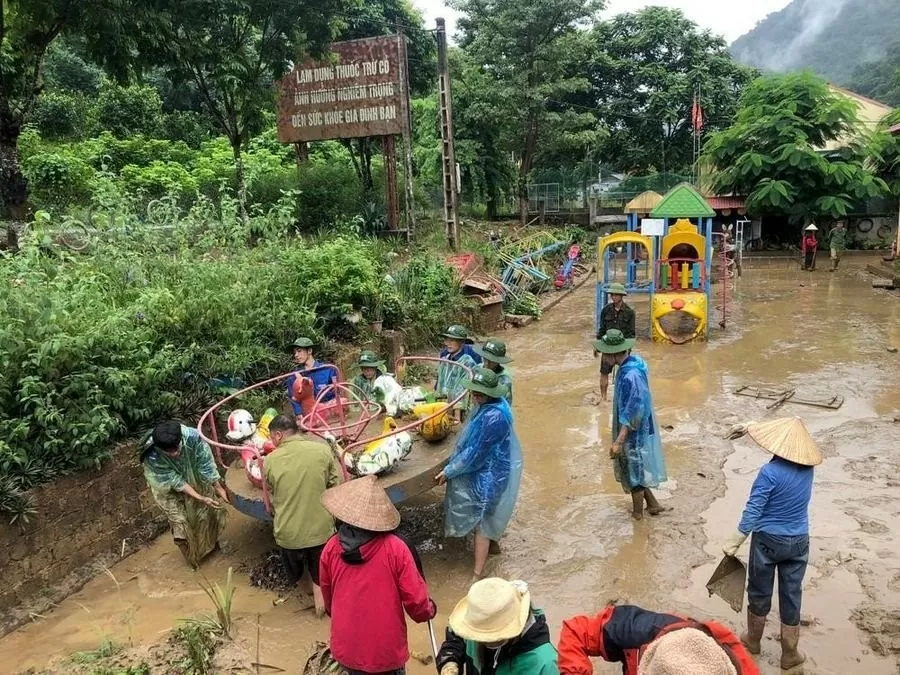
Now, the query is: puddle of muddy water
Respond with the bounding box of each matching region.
[3,256,900,674]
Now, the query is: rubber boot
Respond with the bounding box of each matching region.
[644,489,670,516]
[631,489,644,520]
[741,610,766,655]
[780,623,806,673]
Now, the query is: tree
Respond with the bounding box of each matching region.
[452,0,603,224]
[704,72,887,221]
[450,49,515,219]
[583,7,756,174]
[869,109,900,198]
[1,0,149,249]
[848,41,900,108]
[335,0,435,201]
[140,0,353,224]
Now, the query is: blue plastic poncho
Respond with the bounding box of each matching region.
[436,349,478,410]
[443,398,523,539]
[611,354,667,492]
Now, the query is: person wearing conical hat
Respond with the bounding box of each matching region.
[594,329,668,521]
[595,283,636,402]
[318,475,437,674]
[557,603,759,674]
[350,350,387,401]
[435,368,522,581]
[436,578,559,674]
[801,224,818,271]
[473,339,513,404]
[721,417,822,675]
[437,325,482,423]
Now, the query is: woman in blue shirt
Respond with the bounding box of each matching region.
[722,416,822,675]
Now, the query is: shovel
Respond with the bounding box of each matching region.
[429,620,461,675]
[706,555,746,613]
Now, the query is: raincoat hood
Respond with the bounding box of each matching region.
[338,523,382,564]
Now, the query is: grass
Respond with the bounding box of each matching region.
[172,623,220,675]
[71,639,123,664]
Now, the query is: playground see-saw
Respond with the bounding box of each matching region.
[596,183,731,344]
[198,356,472,522]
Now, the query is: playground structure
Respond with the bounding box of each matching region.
[596,184,719,344]
[198,357,472,521]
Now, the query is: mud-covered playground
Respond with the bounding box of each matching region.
[3,251,899,675]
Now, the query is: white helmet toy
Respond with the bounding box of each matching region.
[226,409,257,441]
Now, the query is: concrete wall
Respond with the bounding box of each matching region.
[0,449,167,635]
[847,214,898,246]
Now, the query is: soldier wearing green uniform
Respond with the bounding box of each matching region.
[827,221,847,272]
[473,339,513,404]
[351,351,386,401]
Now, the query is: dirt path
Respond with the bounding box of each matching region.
[4,257,900,674]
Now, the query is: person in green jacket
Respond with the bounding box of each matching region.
[436,578,559,675]
[473,339,513,404]
[827,221,847,272]
[350,350,386,401]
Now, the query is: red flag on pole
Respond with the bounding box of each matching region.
[692,95,704,132]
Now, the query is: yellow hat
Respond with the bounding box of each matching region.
[746,417,822,466]
[448,578,530,643]
[638,627,737,675]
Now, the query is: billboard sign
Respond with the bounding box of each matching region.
[276,35,407,143]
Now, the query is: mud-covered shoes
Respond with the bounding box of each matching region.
[740,610,766,655]
[780,623,806,673]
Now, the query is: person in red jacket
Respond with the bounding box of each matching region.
[801,224,818,271]
[557,604,759,675]
[319,475,437,675]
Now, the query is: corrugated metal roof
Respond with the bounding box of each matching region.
[705,196,746,211]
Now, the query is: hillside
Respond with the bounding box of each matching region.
[731,0,900,85]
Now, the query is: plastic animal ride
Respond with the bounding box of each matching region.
[651,293,708,345]
[344,417,413,476]
[300,382,380,444]
[413,401,452,443]
[226,408,277,488]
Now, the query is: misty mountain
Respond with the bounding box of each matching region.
[730,0,900,85]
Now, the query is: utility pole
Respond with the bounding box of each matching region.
[436,17,460,251]
[397,26,415,242]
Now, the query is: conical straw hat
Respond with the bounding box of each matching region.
[746,417,822,466]
[321,475,400,532]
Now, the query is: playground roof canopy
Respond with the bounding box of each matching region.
[651,183,715,219]
[624,190,663,214]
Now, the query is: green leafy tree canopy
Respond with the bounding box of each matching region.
[585,7,756,174]
[451,0,604,223]
[704,72,887,220]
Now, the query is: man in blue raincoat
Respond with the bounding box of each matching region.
[435,367,523,582]
[593,329,668,521]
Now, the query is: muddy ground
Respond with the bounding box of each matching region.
[2,256,899,674]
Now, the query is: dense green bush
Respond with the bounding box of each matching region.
[0,230,469,518]
[96,84,164,138]
[22,152,95,208]
[29,91,95,141]
[120,161,199,201]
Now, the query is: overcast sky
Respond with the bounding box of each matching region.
[412,0,793,43]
